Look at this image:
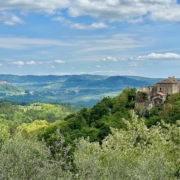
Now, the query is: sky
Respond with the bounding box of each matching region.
[0,0,180,78]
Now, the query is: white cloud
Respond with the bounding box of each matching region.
[67,0,179,22]
[137,53,180,60]
[149,4,180,22]
[52,16,109,29]
[54,60,66,64]
[102,56,117,62]
[0,34,142,57]
[129,57,134,60]
[0,63,3,66]
[77,34,142,53]
[0,37,71,49]
[90,22,109,29]
[96,56,118,62]
[121,58,126,61]
[96,65,102,68]
[71,22,109,30]
[128,17,143,23]
[12,61,24,66]
[26,60,36,65]
[0,12,24,25]
[47,65,55,69]
[1,0,180,23]
[0,1,70,14]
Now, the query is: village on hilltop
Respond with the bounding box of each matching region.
[139,76,180,108]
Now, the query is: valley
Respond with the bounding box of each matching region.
[0,74,162,107]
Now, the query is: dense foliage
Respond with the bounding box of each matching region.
[74,113,180,179]
[136,92,180,127]
[1,88,180,179]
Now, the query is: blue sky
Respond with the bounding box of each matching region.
[0,0,180,77]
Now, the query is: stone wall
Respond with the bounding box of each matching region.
[156,83,179,95]
[140,86,153,94]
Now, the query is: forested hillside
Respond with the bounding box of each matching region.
[1,88,180,179]
[0,83,24,96]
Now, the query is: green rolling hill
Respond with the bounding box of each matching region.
[0,74,163,106]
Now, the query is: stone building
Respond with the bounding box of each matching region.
[155,76,180,95]
[151,91,166,106]
[140,86,153,95]
[140,76,180,107]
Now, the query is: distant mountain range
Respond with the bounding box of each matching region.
[0,74,163,107]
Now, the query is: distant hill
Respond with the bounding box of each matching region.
[0,74,163,106]
[0,83,24,96]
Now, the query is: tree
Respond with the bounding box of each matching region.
[73,111,180,180]
[0,135,73,180]
[90,101,110,124]
[0,120,10,144]
[160,103,173,119]
[136,91,148,103]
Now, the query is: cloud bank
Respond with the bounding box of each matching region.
[0,37,71,49]
[0,0,180,22]
[138,53,180,60]
[0,12,24,25]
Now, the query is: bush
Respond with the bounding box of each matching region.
[73,111,179,180]
[0,135,73,180]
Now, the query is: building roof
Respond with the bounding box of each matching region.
[156,76,180,84]
[156,92,166,96]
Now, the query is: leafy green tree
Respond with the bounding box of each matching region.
[160,103,173,119]
[0,135,73,180]
[17,120,49,138]
[80,127,99,142]
[112,91,128,113]
[68,115,87,130]
[73,111,180,180]
[138,108,149,118]
[79,107,90,118]
[90,101,110,123]
[167,92,180,104]
[136,91,148,102]
[0,120,10,144]
[124,88,137,101]
[98,124,111,141]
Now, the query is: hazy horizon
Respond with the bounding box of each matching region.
[0,73,172,79]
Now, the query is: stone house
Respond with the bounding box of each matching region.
[139,76,180,107]
[151,92,166,106]
[155,76,180,95]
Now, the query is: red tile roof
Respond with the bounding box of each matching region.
[157,77,180,84]
[157,92,166,96]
